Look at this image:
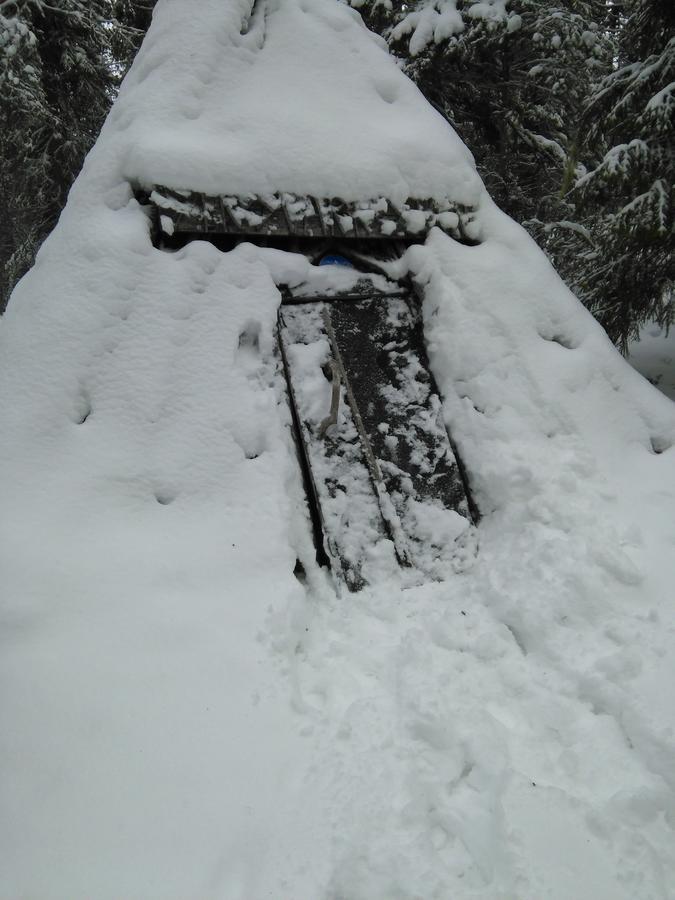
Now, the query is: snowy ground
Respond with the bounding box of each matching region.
[1,1,674,897]
[629,323,675,402]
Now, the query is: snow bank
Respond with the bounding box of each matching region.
[629,322,675,402]
[1,0,675,897]
[283,207,675,898]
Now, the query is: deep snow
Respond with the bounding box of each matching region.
[1,1,674,898]
[629,323,675,403]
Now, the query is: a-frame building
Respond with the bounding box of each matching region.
[1,1,674,896]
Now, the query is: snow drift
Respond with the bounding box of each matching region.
[1,0,674,897]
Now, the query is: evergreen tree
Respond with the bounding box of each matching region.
[566,0,674,348]
[351,1,612,228]
[0,1,155,311]
[353,0,673,348]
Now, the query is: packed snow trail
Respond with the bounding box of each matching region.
[1,0,675,897]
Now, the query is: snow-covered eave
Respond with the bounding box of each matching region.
[147,185,481,243]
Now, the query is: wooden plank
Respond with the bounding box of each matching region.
[148,186,475,241]
[279,302,392,591]
[279,292,478,590]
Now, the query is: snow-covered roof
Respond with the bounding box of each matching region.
[1,0,675,896]
[116,0,481,217]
